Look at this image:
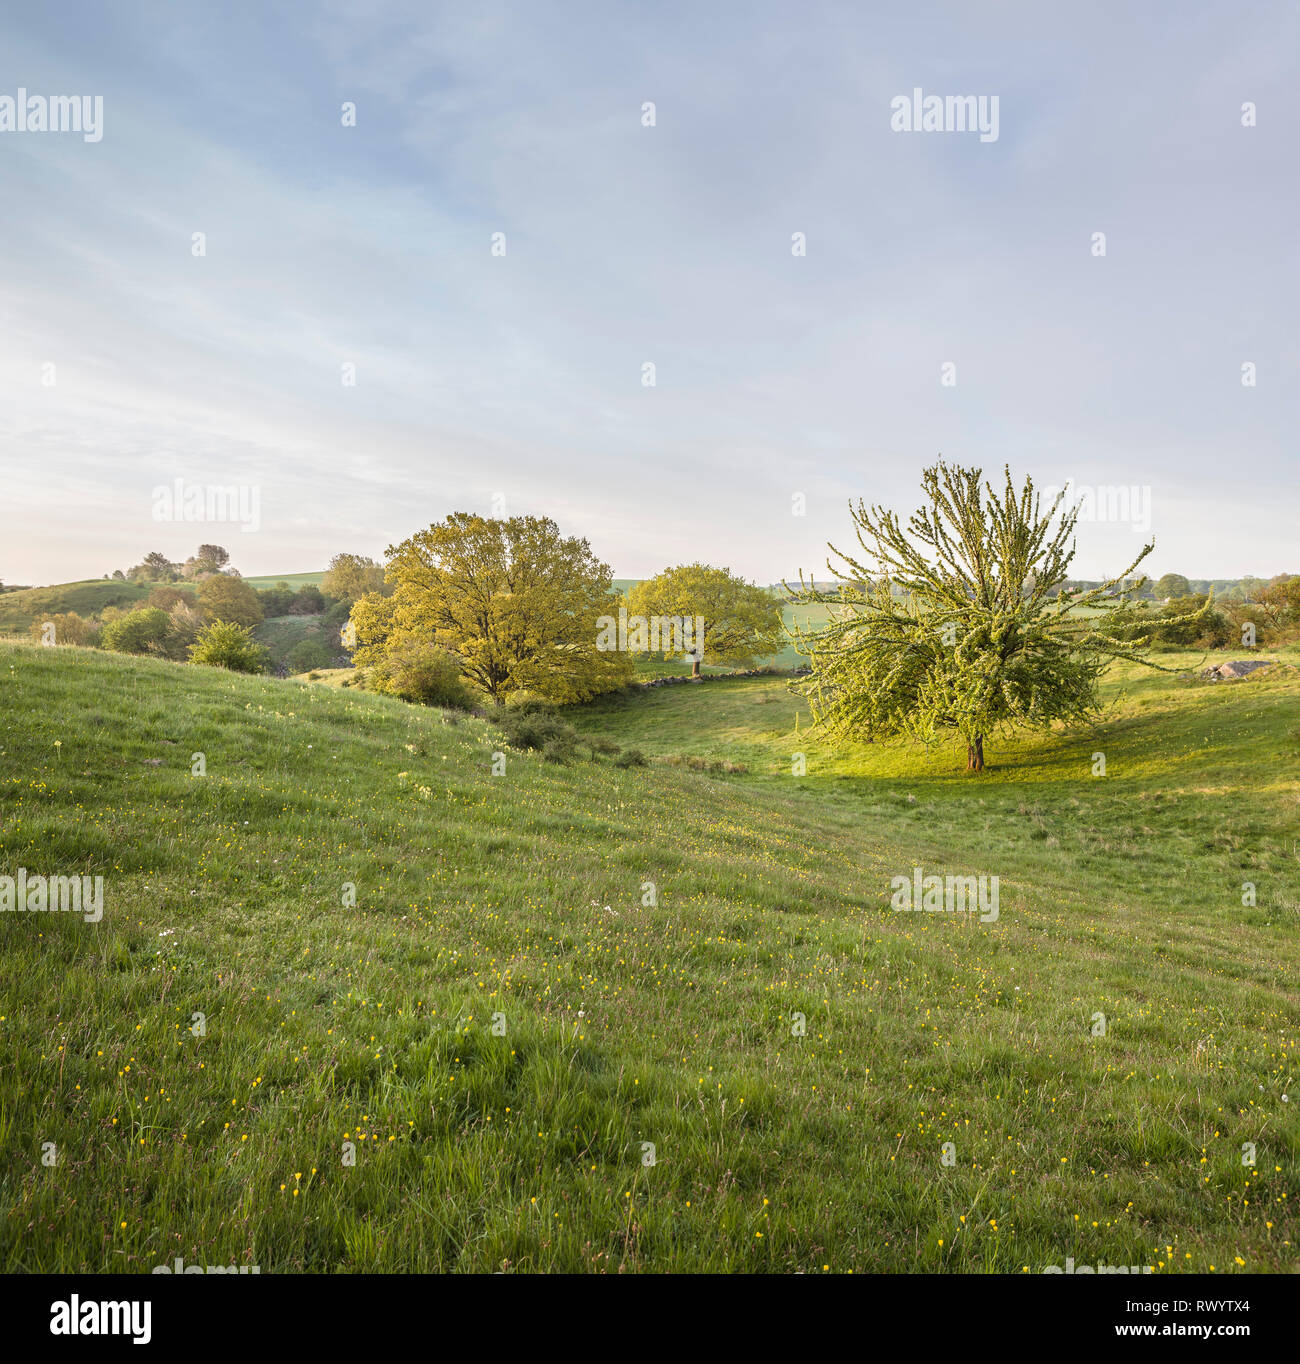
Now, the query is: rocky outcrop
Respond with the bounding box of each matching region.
[1200,659,1277,681]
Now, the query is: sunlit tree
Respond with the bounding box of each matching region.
[788,461,1206,771]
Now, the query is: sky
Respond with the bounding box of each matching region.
[1,0,1296,588]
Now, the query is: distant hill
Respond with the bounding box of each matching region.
[0,579,179,636]
[240,570,327,591]
[0,572,327,636]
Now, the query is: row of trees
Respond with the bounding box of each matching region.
[56,522,785,693]
[33,547,393,670]
[36,574,270,668]
[1105,579,1300,649]
[348,515,783,706]
[116,544,235,583]
[1149,572,1296,605]
[37,605,268,673]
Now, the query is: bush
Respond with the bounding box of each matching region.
[288,638,331,673]
[257,583,296,617]
[161,600,205,660]
[28,612,99,648]
[322,599,351,633]
[495,708,579,757]
[288,585,325,615]
[146,585,193,612]
[503,690,557,715]
[101,607,172,656]
[189,621,268,673]
[1155,595,1231,648]
[362,644,474,709]
[613,748,647,768]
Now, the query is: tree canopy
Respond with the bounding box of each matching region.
[1154,572,1191,600]
[625,564,783,676]
[197,574,263,628]
[351,513,633,704]
[322,553,387,603]
[787,461,1207,771]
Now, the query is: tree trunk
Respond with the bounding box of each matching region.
[690,653,701,678]
[966,734,984,772]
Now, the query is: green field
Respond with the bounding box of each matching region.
[240,571,327,591]
[1,639,1297,1273]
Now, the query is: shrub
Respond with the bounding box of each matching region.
[322,599,351,633]
[614,747,647,768]
[28,612,99,648]
[495,708,579,757]
[146,585,193,612]
[257,583,296,617]
[189,621,268,673]
[503,691,556,715]
[162,600,205,660]
[288,585,325,616]
[101,607,172,656]
[1155,595,1231,648]
[362,643,474,709]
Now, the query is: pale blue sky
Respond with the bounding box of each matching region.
[2,0,1296,586]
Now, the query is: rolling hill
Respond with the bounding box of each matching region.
[0,640,1297,1272]
[0,579,172,636]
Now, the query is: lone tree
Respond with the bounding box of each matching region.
[787,461,1206,772]
[351,513,633,704]
[625,563,784,676]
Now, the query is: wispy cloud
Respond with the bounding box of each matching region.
[2,0,1296,585]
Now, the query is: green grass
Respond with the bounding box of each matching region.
[1,640,1297,1273]
[241,571,326,591]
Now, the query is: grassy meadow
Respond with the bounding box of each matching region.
[1,637,1297,1273]
[240,571,327,592]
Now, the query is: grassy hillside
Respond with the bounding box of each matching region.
[253,614,341,673]
[0,580,170,636]
[1,641,1297,1273]
[0,575,337,669]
